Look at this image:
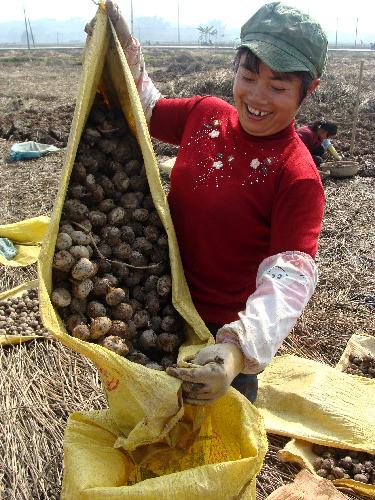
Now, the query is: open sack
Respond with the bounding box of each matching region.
[35,5,267,498]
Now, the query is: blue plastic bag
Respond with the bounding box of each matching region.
[10,141,60,161]
[0,238,17,260]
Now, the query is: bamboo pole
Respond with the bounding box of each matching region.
[349,60,364,157]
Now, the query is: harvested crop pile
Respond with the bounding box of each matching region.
[344,352,375,378]
[0,288,49,337]
[51,95,184,370]
[312,444,375,484]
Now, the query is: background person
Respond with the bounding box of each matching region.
[296,121,341,167]
[89,1,328,406]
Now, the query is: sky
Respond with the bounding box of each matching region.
[2,0,375,38]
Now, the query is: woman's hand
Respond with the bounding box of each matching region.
[85,1,131,49]
[167,343,244,405]
[105,1,132,48]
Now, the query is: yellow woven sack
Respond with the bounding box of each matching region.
[0,279,44,345]
[257,351,375,497]
[37,6,267,497]
[0,216,50,267]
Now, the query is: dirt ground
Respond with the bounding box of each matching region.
[0,48,374,499]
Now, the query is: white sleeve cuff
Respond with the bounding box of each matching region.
[216,251,318,374]
[124,36,161,124]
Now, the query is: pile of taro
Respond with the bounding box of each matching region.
[313,444,375,484]
[344,352,375,379]
[51,95,184,371]
[0,289,49,337]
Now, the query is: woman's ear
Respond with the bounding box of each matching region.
[307,78,320,97]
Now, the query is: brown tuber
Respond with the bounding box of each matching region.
[71,258,97,280]
[106,287,126,306]
[90,316,112,339]
[99,335,129,356]
[51,288,71,308]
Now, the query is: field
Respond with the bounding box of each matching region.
[0,47,374,499]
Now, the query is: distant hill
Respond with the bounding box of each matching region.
[0,17,373,46]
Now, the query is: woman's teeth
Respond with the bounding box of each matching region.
[247,105,270,117]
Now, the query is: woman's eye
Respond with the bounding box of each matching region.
[272,86,286,92]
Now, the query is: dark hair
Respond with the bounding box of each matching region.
[311,121,338,136]
[234,47,314,104]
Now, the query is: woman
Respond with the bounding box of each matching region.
[90,1,328,405]
[296,121,341,167]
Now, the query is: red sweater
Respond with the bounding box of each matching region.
[150,96,325,324]
[296,125,321,152]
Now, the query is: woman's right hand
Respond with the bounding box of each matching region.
[105,1,132,48]
[85,1,132,49]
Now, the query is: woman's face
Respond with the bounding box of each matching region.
[233,55,318,136]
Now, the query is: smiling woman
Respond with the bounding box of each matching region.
[97,0,328,407]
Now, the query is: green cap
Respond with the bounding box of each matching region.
[239,2,328,78]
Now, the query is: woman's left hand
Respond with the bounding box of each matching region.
[166,343,244,405]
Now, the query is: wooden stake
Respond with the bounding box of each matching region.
[349,60,364,157]
[23,7,31,59]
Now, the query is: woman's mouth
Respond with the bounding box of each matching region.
[246,105,272,119]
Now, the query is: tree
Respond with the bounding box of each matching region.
[196,25,217,45]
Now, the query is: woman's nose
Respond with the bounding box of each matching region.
[248,82,269,105]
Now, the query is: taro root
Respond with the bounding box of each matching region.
[105,287,126,306]
[69,245,90,259]
[108,207,126,226]
[89,211,107,227]
[98,198,116,213]
[70,297,87,315]
[72,279,93,299]
[139,329,158,351]
[102,226,121,246]
[97,242,112,258]
[112,171,130,192]
[51,288,71,308]
[53,250,75,273]
[161,314,182,333]
[99,335,129,356]
[133,310,150,330]
[157,332,181,353]
[144,275,159,292]
[108,320,129,338]
[87,301,107,318]
[60,223,75,235]
[129,251,147,267]
[92,277,111,297]
[157,275,172,297]
[133,237,153,255]
[70,230,91,246]
[145,290,160,315]
[72,324,91,341]
[90,316,112,339]
[112,242,132,260]
[143,225,159,243]
[133,208,149,223]
[121,192,142,209]
[120,226,135,244]
[64,199,89,222]
[71,258,96,281]
[66,314,87,334]
[111,302,133,321]
[56,232,73,251]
